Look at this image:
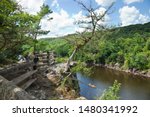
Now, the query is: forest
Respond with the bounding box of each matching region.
[32,22,150,72]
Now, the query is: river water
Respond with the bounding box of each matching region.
[76,67,150,100]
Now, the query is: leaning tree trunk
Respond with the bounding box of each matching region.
[65,48,77,72]
[64,0,114,73]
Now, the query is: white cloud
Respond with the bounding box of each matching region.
[119,6,150,26]
[73,11,85,21]
[96,7,110,25]
[40,9,75,38]
[39,6,112,38]
[72,11,90,32]
[95,0,116,7]
[16,0,112,38]
[124,0,143,4]
[51,0,59,9]
[15,0,77,38]
[40,10,90,38]
[16,0,45,15]
[72,8,111,32]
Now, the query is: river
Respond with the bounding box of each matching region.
[76,66,150,100]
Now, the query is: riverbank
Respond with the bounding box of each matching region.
[94,63,150,78]
[45,63,86,100]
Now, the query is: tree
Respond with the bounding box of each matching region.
[65,0,114,72]
[0,0,22,51]
[29,4,53,52]
[0,0,53,63]
[0,0,36,62]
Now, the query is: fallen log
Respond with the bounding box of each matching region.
[20,78,37,90]
[0,75,36,100]
[12,70,37,85]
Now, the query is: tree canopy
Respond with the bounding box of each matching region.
[0,0,52,63]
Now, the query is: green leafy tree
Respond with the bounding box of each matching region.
[0,0,53,63]
[29,4,53,52]
[0,0,35,62]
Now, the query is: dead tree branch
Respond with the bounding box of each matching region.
[65,0,114,72]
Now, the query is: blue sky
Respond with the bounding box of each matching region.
[16,0,150,38]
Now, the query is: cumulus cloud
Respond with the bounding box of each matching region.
[95,0,116,7]
[16,0,112,38]
[16,0,45,15]
[72,11,91,32]
[40,6,112,38]
[40,9,75,37]
[73,11,85,21]
[95,7,111,25]
[51,0,59,9]
[119,6,150,26]
[124,0,143,4]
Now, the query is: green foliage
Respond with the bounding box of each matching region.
[60,74,80,96]
[55,57,68,63]
[30,4,52,38]
[36,41,50,52]
[128,52,149,70]
[37,38,71,57]
[0,0,52,64]
[38,4,52,19]
[21,44,34,55]
[74,29,150,70]
[36,22,150,71]
[71,61,92,76]
[0,0,32,63]
[99,80,121,100]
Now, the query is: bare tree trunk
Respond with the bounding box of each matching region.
[65,48,77,72]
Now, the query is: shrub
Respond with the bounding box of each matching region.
[99,80,121,100]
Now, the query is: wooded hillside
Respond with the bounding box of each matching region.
[37,22,150,71]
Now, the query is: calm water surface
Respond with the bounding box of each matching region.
[76,67,150,100]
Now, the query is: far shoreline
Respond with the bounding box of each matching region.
[93,63,150,78]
